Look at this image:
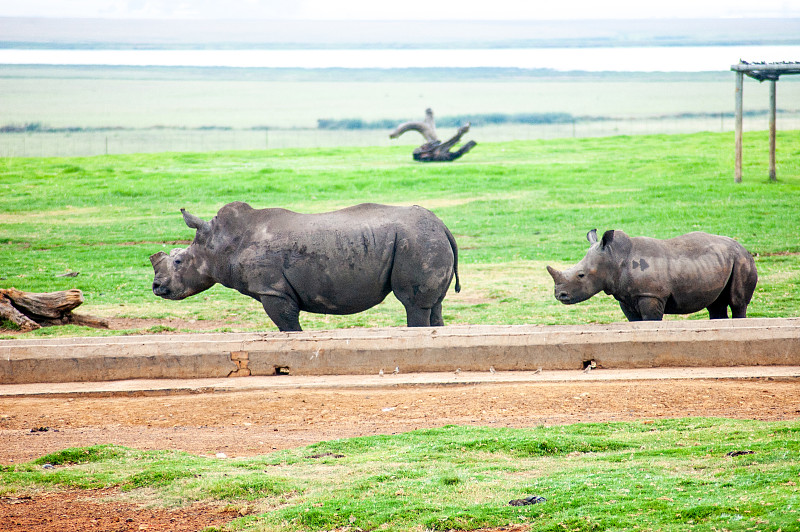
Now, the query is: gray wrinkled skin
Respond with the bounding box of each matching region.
[150,202,460,332]
[546,229,757,321]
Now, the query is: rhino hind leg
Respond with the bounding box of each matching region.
[394,287,446,327]
[430,302,445,327]
[708,258,757,319]
[400,297,449,327]
[706,297,730,319]
[729,302,748,319]
[729,255,758,318]
[260,294,302,332]
[404,305,433,327]
[391,264,452,327]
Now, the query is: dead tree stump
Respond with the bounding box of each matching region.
[389,108,477,162]
[0,288,109,331]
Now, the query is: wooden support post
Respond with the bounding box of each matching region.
[769,80,777,181]
[734,71,744,183]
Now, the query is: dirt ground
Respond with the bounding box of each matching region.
[2,374,799,531]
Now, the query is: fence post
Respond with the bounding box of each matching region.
[734,71,744,183]
[769,80,777,181]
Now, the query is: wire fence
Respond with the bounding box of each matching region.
[3,114,799,157]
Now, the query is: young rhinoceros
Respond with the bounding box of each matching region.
[150,202,460,332]
[546,229,757,321]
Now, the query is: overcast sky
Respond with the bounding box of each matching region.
[3,0,800,20]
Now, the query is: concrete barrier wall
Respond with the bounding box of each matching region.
[1,318,799,384]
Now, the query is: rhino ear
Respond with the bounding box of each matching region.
[586,229,598,244]
[181,208,210,235]
[601,230,615,249]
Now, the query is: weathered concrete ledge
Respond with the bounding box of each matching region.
[1,318,799,385]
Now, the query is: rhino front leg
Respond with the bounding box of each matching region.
[635,296,666,321]
[260,294,302,332]
[618,301,643,321]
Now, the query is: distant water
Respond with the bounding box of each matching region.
[1,45,799,71]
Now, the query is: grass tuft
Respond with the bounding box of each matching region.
[33,445,124,466]
[2,420,800,531]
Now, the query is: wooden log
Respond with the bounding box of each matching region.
[0,288,108,331]
[389,108,439,143]
[0,293,41,331]
[0,288,83,318]
[66,313,109,329]
[390,108,476,162]
[37,312,110,329]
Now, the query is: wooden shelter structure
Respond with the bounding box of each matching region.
[731,61,800,182]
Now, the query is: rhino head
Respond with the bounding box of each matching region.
[546,229,620,305]
[150,209,216,300]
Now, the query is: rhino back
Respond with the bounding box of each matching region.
[620,232,747,313]
[206,203,452,314]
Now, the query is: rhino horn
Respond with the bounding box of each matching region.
[150,251,168,267]
[546,265,565,283]
[181,208,210,234]
[586,229,598,244]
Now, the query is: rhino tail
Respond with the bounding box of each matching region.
[444,226,461,293]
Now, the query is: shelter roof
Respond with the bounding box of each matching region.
[730,61,800,81]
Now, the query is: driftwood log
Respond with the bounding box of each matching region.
[0,288,108,331]
[389,108,477,162]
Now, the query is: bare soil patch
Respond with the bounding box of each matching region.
[1,488,238,532]
[1,375,799,530]
[0,317,233,336]
[105,316,237,332]
[3,379,799,464]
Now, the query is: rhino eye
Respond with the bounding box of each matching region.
[577,272,585,278]
[174,258,182,265]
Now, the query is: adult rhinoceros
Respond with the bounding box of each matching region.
[150,202,461,331]
[546,229,757,321]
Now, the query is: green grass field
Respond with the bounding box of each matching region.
[2,419,799,531]
[1,130,799,336]
[2,130,799,531]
